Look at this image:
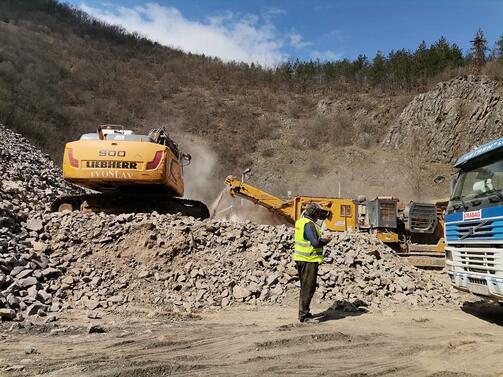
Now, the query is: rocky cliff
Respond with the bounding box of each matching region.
[384,75,503,162]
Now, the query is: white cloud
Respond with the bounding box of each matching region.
[80,3,288,67]
[323,29,349,42]
[262,7,286,22]
[310,49,343,61]
[288,32,312,49]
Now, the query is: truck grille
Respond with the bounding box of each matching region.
[446,218,503,241]
[455,248,498,275]
[468,277,487,285]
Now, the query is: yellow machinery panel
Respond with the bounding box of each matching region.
[376,231,399,243]
[63,138,184,196]
[290,197,357,232]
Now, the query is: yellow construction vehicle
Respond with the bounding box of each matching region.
[223,176,445,267]
[51,125,209,218]
[224,176,424,240]
[223,176,357,231]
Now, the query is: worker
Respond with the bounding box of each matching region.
[293,203,332,323]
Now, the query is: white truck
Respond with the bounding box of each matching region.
[445,137,503,300]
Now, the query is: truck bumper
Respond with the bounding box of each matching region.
[447,271,503,300]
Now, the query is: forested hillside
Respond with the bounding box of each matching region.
[0,0,502,202]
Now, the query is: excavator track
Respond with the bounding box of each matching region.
[51,193,210,219]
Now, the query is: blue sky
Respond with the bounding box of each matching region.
[66,0,503,66]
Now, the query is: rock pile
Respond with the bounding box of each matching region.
[0,125,463,322]
[0,125,77,320]
[11,211,462,319]
[0,125,77,230]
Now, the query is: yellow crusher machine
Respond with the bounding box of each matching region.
[223,176,446,267]
[52,125,209,218]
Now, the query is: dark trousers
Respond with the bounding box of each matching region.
[296,261,318,321]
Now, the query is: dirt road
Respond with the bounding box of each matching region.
[1,300,503,377]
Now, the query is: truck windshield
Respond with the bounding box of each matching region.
[452,159,503,201]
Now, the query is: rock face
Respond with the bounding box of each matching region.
[384,75,503,162]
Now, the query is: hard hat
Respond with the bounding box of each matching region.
[304,203,322,218]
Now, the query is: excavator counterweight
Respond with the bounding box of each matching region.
[52,125,209,218]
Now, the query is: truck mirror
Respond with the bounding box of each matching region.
[449,178,457,195]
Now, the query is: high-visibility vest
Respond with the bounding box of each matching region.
[293,217,323,263]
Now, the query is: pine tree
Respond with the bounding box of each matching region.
[470,28,488,73]
[496,34,503,64]
[369,51,387,87]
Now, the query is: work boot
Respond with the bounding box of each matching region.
[301,317,320,324]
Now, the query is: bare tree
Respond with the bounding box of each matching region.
[405,136,426,200]
[470,29,488,74]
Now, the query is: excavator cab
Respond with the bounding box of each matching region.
[147,127,192,168]
[148,127,180,156]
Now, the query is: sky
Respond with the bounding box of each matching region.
[65,0,503,67]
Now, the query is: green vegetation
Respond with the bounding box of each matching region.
[277,37,465,91]
[496,35,503,64]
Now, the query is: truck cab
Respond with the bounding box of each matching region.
[445,137,503,300]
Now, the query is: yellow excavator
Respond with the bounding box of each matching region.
[51,125,209,218]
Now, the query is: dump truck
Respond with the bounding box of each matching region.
[444,137,503,300]
[52,125,209,218]
[223,175,444,266]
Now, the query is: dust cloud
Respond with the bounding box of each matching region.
[181,142,219,203]
[210,189,290,226]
